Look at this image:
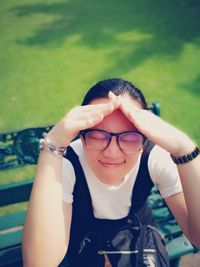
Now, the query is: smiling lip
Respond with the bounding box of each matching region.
[99,160,125,168]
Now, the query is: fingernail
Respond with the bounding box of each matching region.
[108,91,117,99]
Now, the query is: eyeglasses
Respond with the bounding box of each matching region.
[80,129,146,153]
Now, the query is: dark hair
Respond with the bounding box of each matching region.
[81,78,148,109]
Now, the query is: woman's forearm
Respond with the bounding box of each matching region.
[177,154,200,246]
[170,135,200,246]
[22,149,71,267]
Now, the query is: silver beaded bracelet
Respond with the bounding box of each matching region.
[39,138,67,156]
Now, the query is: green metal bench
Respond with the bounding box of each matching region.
[147,188,199,266]
[0,103,199,267]
[0,125,52,267]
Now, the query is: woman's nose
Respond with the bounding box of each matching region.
[102,137,123,157]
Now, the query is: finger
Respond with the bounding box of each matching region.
[71,101,118,131]
[119,96,141,112]
[108,91,118,102]
[108,91,120,108]
[78,109,104,121]
[119,96,141,123]
[78,113,104,130]
[118,96,158,137]
[78,104,116,130]
[90,102,118,116]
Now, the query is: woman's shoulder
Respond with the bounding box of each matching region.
[62,138,87,179]
[148,144,177,182]
[148,145,182,198]
[149,144,171,161]
[69,138,83,157]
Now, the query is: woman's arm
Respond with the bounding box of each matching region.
[165,154,200,246]
[119,95,200,246]
[22,150,72,267]
[22,100,119,267]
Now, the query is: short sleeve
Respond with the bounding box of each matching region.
[148,145,183,198]
[62,157,76,203]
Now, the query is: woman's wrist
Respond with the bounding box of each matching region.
[170,134,196,157]
[170,146,199,165]
[167,130,200,164]
[45,128,72,148]
[39,137,68,156]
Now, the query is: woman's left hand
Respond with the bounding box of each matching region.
[117,95,195,156]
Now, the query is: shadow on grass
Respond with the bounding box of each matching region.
[11,0,200,79]
[181,75,200,96]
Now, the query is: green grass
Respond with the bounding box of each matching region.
[0,0,200,160]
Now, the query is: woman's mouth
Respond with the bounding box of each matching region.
[99,160,125,168]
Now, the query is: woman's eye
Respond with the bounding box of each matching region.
[88,132,107,140]
[121,134,140,142]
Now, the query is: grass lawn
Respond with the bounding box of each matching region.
[0,0,200,186]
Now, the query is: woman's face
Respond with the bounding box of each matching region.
[82,96,143,185]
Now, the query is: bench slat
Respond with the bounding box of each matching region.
[0,230,22,250]
[0,245,23,267]
[0,211,26,231]
[0,180,33,207]
[167,235,195,260]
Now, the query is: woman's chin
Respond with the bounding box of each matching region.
[97,171,125,185]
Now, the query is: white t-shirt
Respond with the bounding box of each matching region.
[62,139,182,219]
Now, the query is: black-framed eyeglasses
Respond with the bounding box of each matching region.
[80,129,146,153]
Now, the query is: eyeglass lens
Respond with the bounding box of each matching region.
[84,130,144,153]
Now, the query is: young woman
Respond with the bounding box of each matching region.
[22,78,200,267]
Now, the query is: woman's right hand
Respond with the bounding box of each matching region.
[46,99,119,147]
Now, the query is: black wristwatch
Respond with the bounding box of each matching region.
[170,146,199,165]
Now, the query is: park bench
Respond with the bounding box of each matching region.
[0,103,199,267]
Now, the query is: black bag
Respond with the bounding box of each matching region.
[78,214,170,267]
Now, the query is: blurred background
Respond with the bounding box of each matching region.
[0,0,199,141]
